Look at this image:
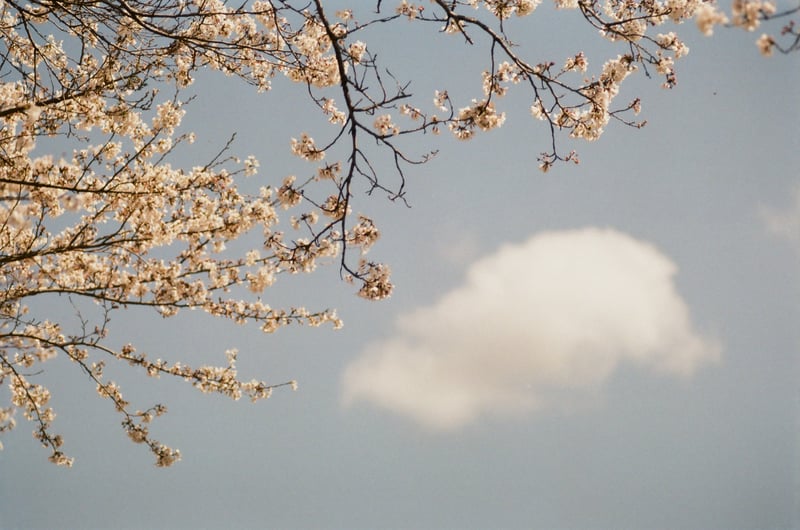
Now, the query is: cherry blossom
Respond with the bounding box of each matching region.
[0,0,793,467]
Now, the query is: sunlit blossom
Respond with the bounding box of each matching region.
[0,0,785,468]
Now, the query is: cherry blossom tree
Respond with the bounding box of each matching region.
[0,0,794,467]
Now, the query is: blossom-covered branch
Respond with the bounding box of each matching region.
[0,0,792,466]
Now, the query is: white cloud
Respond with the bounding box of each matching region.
[341,228,720,429]
[761,185,800,247]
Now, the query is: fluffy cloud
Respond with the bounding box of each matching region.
[341,228,720,429]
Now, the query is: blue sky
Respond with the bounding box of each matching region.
[1,2,798,529]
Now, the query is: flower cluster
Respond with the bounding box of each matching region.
[354,261,393,301]
[695,3,731,35]
[321,98,347,125]
[291,134,326,161]
[481,0,542,18]
[374,115,400,136]
[349,216,382,254]
[732,0,777,31]
[482,61,522,97]
[449,99,506,140]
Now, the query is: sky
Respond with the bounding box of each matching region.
[1,2,799,529]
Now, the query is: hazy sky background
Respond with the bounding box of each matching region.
[1,2,798,529]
